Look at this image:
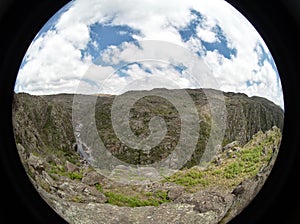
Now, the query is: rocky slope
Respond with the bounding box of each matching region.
[13,89,283,167]
[12,89,284,223]
[16,126,281,224]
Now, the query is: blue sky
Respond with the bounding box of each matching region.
[179,9,237,59]
[83,23,141,62]
[15,0,284,108]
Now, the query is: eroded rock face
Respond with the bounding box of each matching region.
[13,89,284,168]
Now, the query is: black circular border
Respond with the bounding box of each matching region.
[0,0,299,223]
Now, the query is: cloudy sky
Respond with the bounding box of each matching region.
[14,0,284,108]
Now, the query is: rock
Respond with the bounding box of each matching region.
[232,146,241,152]
[13,90,283,170]
[232,185,245,196]
[47,198,223,224]
[66,160,79,172]
[46,154,61,165]
[16,143,27,158]
[175,190,234,219]
[41,170,57,188]
[109,166,163,184]
[138,167,161,179]
[27,153,44,173]
[226,149,233,158]
[35,174,51,192]
[82,171,103,186]
[215,144,222,154]
[83,186,107,203]
[213,155,222,166]
[223,141,240,151]
[166,185,185,200]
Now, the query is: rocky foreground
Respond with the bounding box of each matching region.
[16,127,281,224]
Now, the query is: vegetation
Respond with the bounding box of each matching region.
[95,183,103,193]
[165,167,210,187]
[165,126,281,190]
[102,190,170,207]
[48,163,83,181]
[68,171,83,180]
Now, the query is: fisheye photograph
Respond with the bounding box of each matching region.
[6,0,290,223]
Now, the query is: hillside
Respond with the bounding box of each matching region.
[13,89,283,167]
[12,88,284,223]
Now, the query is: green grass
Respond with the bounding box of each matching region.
[95,183,103,193]
[103,190,170,207]
[223,146,262,179]
[94,183,170,207]
[48,164,83,180]
[165,167,210,187]
[164,127,281,189]
[68,171,83,180]
[223,161,244,179]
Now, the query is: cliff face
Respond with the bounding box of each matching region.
[12,93,77,162]
[12,89,284,167]
[223,92,284,145]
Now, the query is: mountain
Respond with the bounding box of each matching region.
[13,88,284,168]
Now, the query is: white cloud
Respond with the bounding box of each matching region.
[196,27,218,43]
[15,0,284,109]
[203,49,283,108]
[16,28,92,94]
[80,41,203,94]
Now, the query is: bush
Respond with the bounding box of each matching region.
[68,171,83,180]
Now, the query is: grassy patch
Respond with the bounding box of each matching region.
[95,183,103,193]
[68,171,83,180]
[165,167,210,187]
[164,128,281,190]
[223,161,244,179]
[103,190,170,207]
[94,183,171,207]
[48,164,83,180]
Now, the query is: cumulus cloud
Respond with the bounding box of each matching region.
[15,0,284,108]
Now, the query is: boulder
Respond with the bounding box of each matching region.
[27,153,44,173]
[82,171,103,186]
[66,160,79,172]
[167,185,185,200]
[223,141,240,151]
[175,190,234,218]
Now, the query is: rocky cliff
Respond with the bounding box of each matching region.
[13,88,284,167]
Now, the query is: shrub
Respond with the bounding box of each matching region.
[68,171,83,180]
